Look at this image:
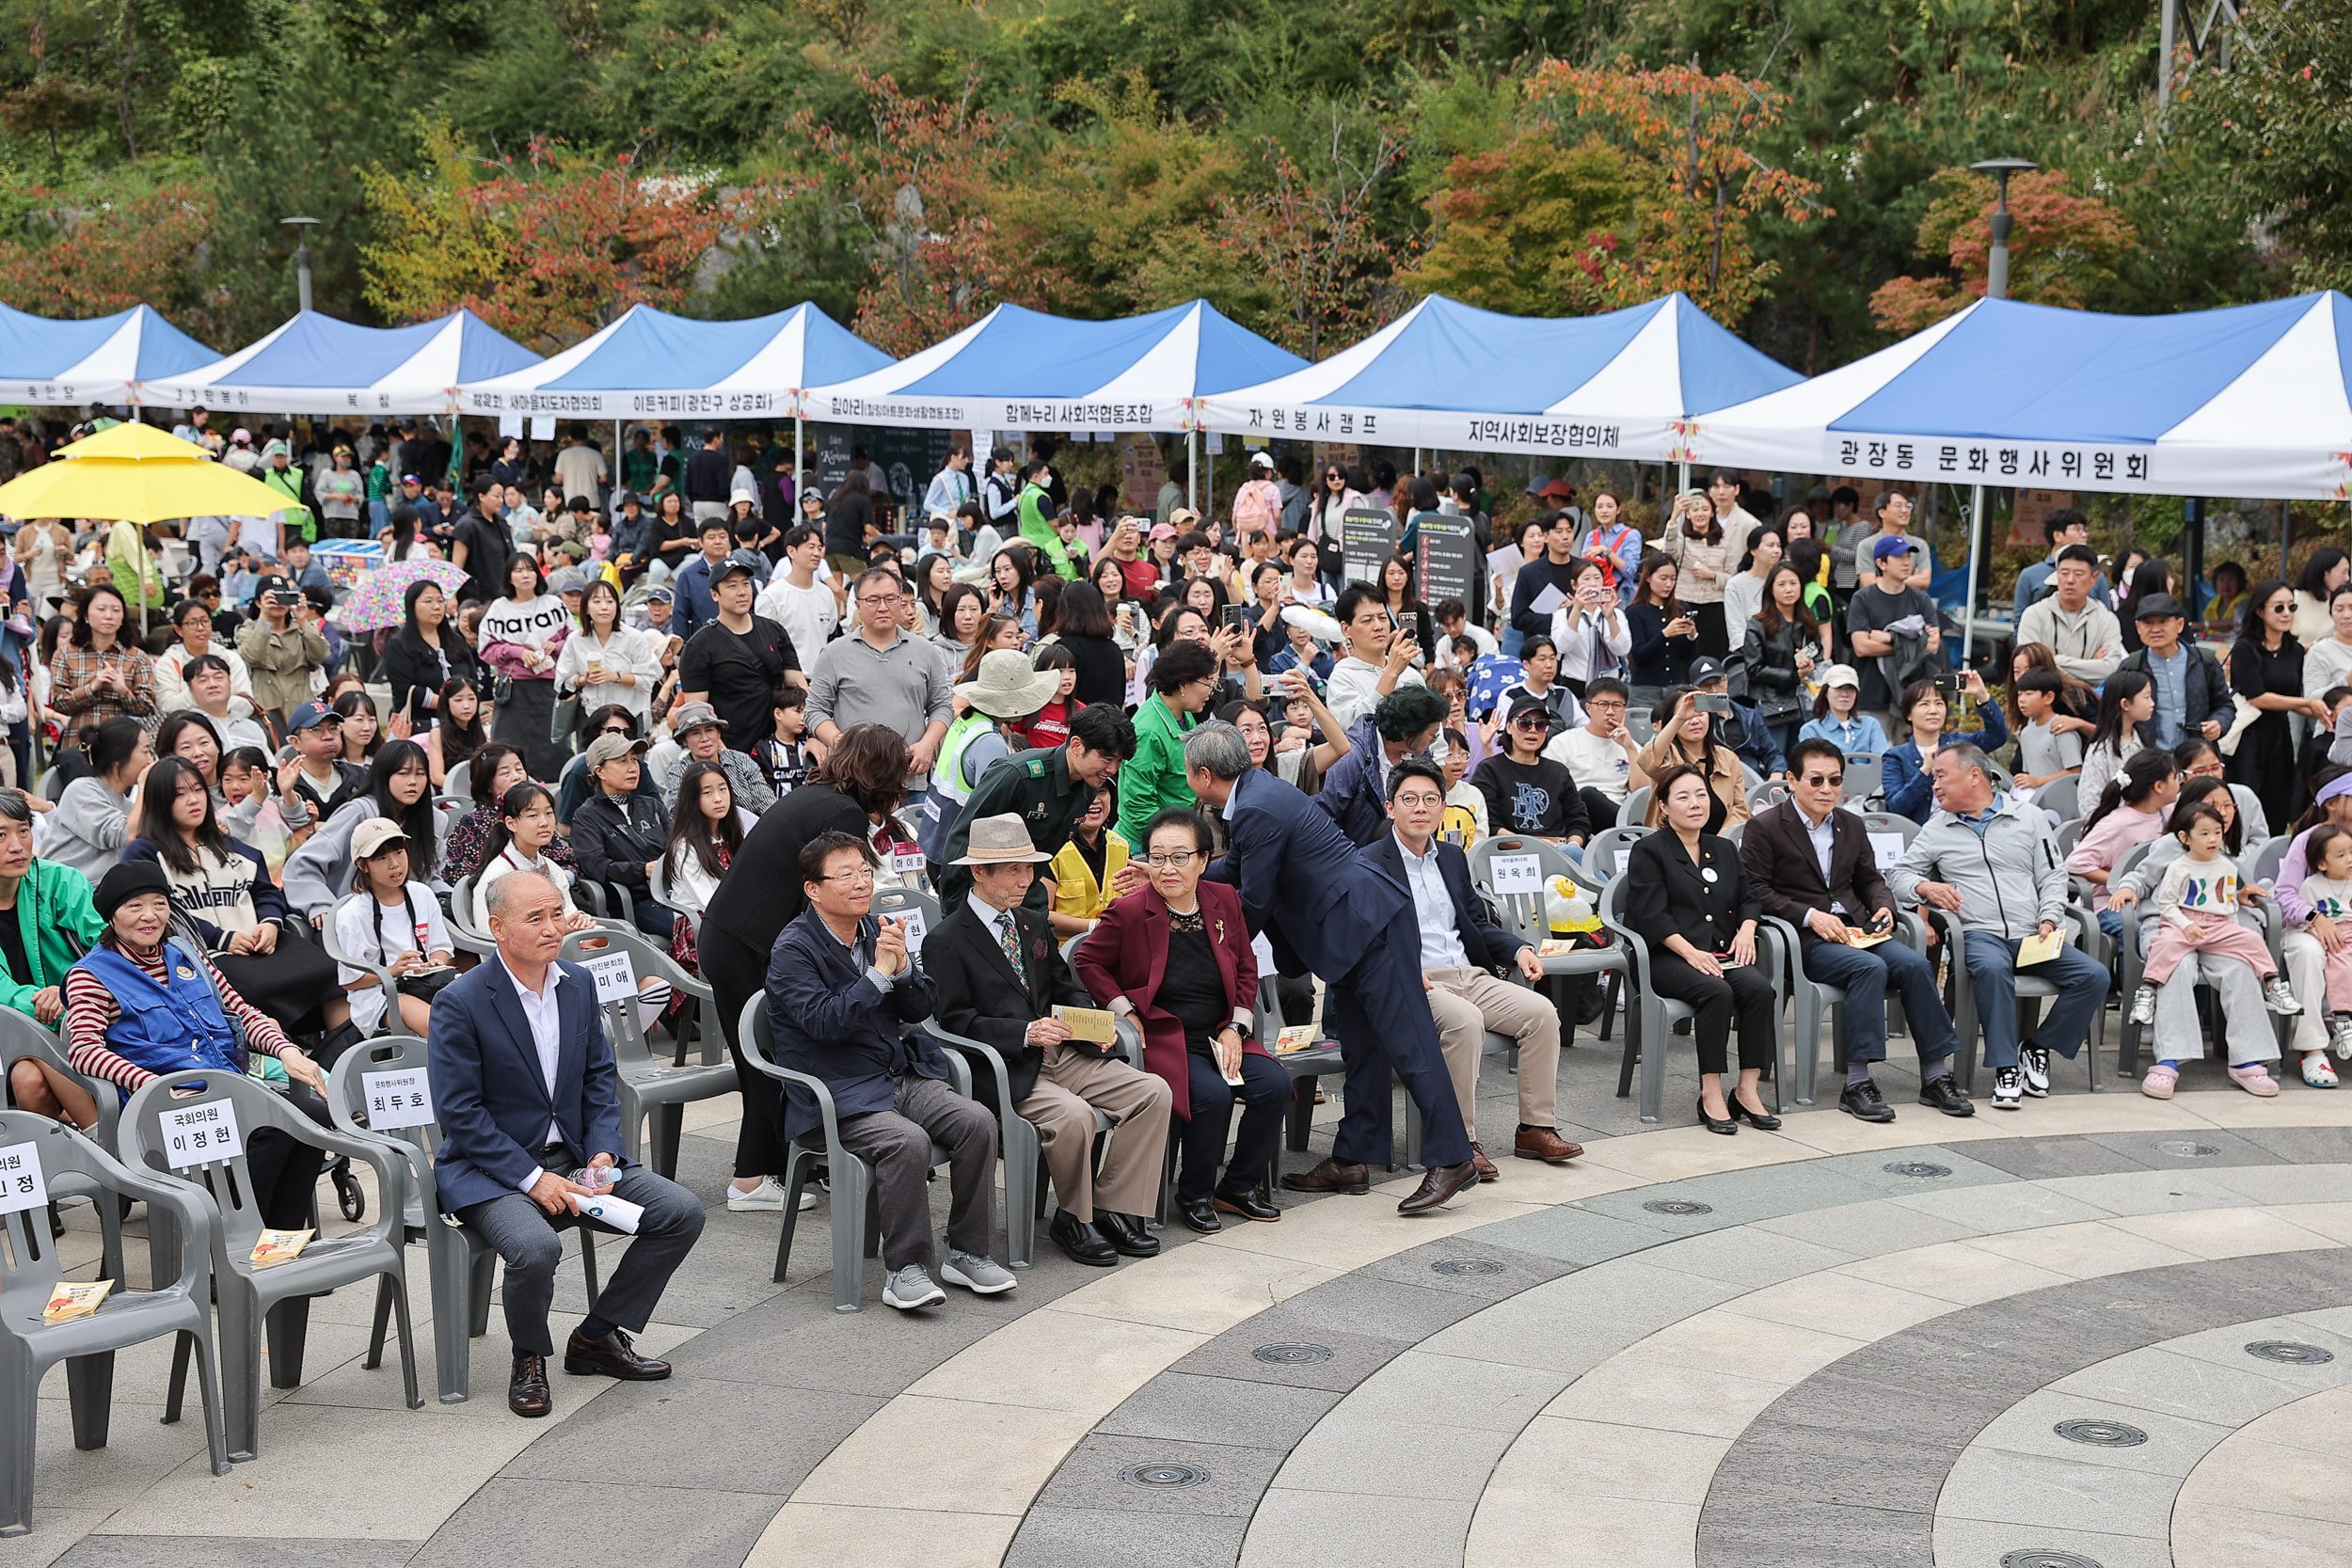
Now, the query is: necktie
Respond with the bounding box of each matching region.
[997,911,1027,989]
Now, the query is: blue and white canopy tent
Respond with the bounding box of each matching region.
[144,309,542,416]
[1684,291,2352,654]
[0,303,219,406]
[1196,293,1803,464]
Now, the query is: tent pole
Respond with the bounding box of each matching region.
[795,416,804,502]
[1962,483,1986,666]
[1187,431,1198,512]
[2280,498,2292,579]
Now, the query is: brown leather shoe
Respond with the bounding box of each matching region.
[509,1354,552,1418]
[563,1326,673,1381]
[1397,1158,1479,1215]
[1513,1126,1583,1164]
[1280,1156,1371,1195]
[1470,1143,1500,1182]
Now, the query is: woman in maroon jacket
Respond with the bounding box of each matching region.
[1074,806,1287,1234]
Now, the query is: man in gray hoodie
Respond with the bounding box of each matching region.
[1884,743,2106,1110]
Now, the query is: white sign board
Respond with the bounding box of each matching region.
[1490,854,1545,895]
[0,1140,49,1214]
[1869,833,1907,869]
[362,1069,435,1130]
[529,415,556,440]
[160,1101,244,1169]
[582,952,637,1004]
[891,850,928,884]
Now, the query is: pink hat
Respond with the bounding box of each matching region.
[1148,522,1176,541]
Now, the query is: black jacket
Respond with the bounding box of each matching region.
[569,790,672,897]
[381,629,485,727]
[2119,643,2233,747]
[1624,828,1761,958]
[1359,832,1525,973]
[927,899,1098,1106]
[1739,618,1812,725]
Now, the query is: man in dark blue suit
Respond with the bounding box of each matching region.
[431,868,706,1418]
[1183,721,1481,1214]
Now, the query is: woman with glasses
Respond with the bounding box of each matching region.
[2172,736,2271,844]
[2231,577,2329,833]
[1074,807,1286,1234]
[1306,465,1363,592]
[1471,696,1589,847]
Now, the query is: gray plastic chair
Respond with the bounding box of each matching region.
[1618,785,1651,830]
[0,1113,230,1534]
[1760,910,1931,1103]
[1470,832,1635,1053]
[443,876,501,959]
[0,1015,130,1277]
[1748,778,1792,813]
[2115,879,2285,1078]
[1597,874,1788,1124]
[557,927,735,1180]
[2032,771,2080,825]
[1843,752,1884,804]
[325,1033,603,1404]
[2249,832,2291,890]
[648,855,701,940]
[1575,825,1652,892]
[121,1070,421,1460]
[736,997,975,1313]
[1927,905,2107,1095]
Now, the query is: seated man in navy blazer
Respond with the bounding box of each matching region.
[430,868,707,1418]
[1182,720,1480,1216]
[765,830,1013,1312]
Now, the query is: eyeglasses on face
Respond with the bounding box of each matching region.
[818,867,877,885]
[1144,850,1201,868]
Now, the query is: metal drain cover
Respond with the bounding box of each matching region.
[1644,1198,1714,1216]
[1252,1343,1334,1366]
[1121,1463,1208,1488]
[1430,1258,1505,1276]
[2000,1553,2103,1568]
[2054,1418,2148,1448]
[2156,1140,2220,1158]
[2247,1340,2335,1365]
[1883,1161,1951,1178]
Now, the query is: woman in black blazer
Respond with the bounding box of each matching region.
[1622,761,1780,1134]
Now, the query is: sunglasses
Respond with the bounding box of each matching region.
[1802,773,1844,787]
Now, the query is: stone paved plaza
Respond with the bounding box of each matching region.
[12,1037,2352,1568]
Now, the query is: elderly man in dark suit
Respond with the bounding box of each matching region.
[765,829,1012,1312]
[1182,720,1479,1215]
[1738,736,1970,1124]
[929,814,1170,1267]
[430,867,707,1418]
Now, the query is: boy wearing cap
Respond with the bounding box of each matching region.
[279,701,360,824]
[678,553,801,756]
[1844,534,1944,714]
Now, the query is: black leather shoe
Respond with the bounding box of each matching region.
[1215,1186,1281,1222]
[1695,1095,1738,1135]
[1729,1092,1782,1132]
[1178,1196,1223,1233]
[1397,1159,1479,1214]
[1280,1156,1371,1195]
[563,1326,672,1380]
[509,1354,552,1417]
[1839,1078,1898,1123]
[1094,1211,1161,1257]
[1918,1076,1976,1117]
[1051,1209,1119,1266]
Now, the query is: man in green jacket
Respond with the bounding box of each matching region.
[1016,458,1077,580]
[0,789,105,1127]
[1117,641,1221,846]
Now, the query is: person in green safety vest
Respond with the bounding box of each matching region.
[1016,458,1078,580]
[918,648,1063,863]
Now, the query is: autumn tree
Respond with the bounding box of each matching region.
[0,180,215,323]
[1867,168,2141,334]
[1399,129,1643,315]
[1219,109,1404,357]
[1526,58,1827,325]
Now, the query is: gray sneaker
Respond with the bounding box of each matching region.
[882,1265,946,1310]
[941,1251,1018,1294]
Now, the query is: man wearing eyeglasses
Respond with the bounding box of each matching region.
[1740,737,1970,1123]
[807,567,953,796]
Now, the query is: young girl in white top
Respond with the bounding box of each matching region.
[2293,823,2352,1069]
[472,781,596,935]
[2127,800,2300,1099]
[334,820,454,1037]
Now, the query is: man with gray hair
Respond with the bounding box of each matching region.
[1182,721,1480,1216]
[1884,744,2107,1110]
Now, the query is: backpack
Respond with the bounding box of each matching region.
[1232,479,1279,539]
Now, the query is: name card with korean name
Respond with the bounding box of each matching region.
[362,1069,435,1130]
[160,1101,243,1169]
[582,953,637,1003]
[1489,854,1545,895]
[0,1140,48,1213]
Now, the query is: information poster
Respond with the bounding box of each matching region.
[1120,434,1167,515]
[1416,515,1479,611]
[1341,506,1401,587]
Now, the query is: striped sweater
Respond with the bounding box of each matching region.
[63,939,297,1092]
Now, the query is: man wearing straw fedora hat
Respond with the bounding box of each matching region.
[917,648,1063,863]
[929,813,1172,1266]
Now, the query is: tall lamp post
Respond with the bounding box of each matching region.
[280,216,322,314]
[1958,158,2036,667]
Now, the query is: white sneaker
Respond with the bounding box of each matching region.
[2330,1015,2352,1060]
[882,1265,946,1310]
[941,1251,1018,1294]
[725,1176,815,1212]
[2263,975,2304,1016]
[2020,1045,2051,1097]
[2128,985,2157,1026]
[1992,1067,2023,1108]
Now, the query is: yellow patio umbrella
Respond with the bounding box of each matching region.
[0,420,294,522]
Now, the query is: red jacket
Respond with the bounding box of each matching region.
[1073,879,1263,1120]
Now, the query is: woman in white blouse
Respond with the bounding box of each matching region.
[1549,557,1633,698]
[553,578,661,730]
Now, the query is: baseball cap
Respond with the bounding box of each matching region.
[1818,662,1861,690]
[584,731,651,768]
[262,439,290,459]
[644,585,675,604]
[2132,592,2187,622]
[350,819,410,861]
[547,566,590,595]
[1168,507,1201,530]
[672,701,727,734]
[287,700,338,733]
[1506,696,1552,727]
[1688,656,1728,685]
[1870,534,1914,562]
[1541,479,1576,499]
[714,549,764,582]
[400,472,422,484]
[618,489,644,508]
[1148,522,1176,542]
[1248,451,1275,470]
[253,573,300,606]
[230,428,251,444]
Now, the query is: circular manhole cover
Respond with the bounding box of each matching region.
[1884,1161,1952,1178]
[2156,1140,2220,1158]
[1430,1258,1505,1276]
[2053,1418,2148,1448]
[1644,1198,1714,1216]
[2000,1554,2103,1568]
[1121,1463,1209,1488]
[2247,1340,2335,1365]
[1252,1343,1334,1366]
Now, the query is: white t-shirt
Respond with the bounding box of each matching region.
[1544,723,1637,801]
[554,445,609,502]
[334,881,453,1034]
[755,574,840,662]
[1326,657,1424,732]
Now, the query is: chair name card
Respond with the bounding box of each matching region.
[890,911,928,955]
[1868,832,1907,869]
[159,1101,243,1169]
[362,1069,434,1130]
[0,1139,49,1214]
[890,850,928,883]
[1489,854,1544,895]
[43,1279,110,1323]
[581,952,637,1004]
[1614,848,1631,879]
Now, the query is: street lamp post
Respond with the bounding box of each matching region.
[279,216,322,314]
[1959,158,2037,666]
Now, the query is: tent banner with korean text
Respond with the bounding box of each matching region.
[1197,293,1801,461]
[0,303,219,406]
[146,309,542,416]
[1682,292,2352,501]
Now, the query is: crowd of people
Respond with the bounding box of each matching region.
[3,411,2344,1426]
